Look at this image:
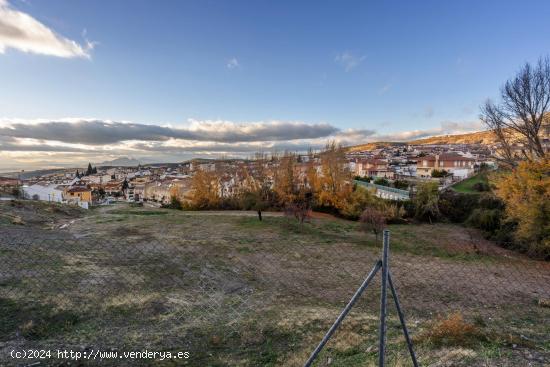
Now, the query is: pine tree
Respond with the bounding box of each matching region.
[86,163,93,176]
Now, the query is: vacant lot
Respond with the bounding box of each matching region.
[0,201,549,366]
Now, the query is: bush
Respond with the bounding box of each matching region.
[477,193,504,210]
[354,176,371,183]
[472,182,490,192]
[338,186,380,220]
[373,178,389,186]
[431,169,448,178]
[162,196,183,210]
[11,187,20,197]
[393,179,409,190]
[385,203,407,224]
[466,208,503,233]
[414,182,440,223]
[438,190,478,223]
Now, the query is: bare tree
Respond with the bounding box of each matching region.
[481,57,550,163]
[359,207,386,241]
[284,190,313,226]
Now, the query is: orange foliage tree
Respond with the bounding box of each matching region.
[190,169,220,209]
[317,141,352,211]
[493,159,549,258]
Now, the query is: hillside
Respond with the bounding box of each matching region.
[409,129,497,145]
[347,130,497,152]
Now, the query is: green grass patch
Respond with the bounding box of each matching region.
[451,173,489,194]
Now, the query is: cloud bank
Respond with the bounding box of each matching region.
[0,0,93,58]
[0,119,338,144]
[0,118,483,171]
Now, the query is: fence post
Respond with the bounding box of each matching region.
[303,261,382,367]
[378,229,390,367]
[388,272,419,367]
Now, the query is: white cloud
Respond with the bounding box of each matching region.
[226,57,240,69]
[0,0,94,58]
[0,117,484,171]
[335,51,365,72]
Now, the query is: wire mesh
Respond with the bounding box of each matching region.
[0,207,549,366]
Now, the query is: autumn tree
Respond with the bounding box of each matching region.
[305,148,320,194]
[481,57,550,165]
[492,159,549,258]
[317,141,352,210]
[339,185,379,219]
[241,153,272,220]
[190,169,220,209]
[273,152,298,204]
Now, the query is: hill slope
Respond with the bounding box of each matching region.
[348,130,497,152]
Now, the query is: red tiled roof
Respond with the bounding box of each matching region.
[67,187,91,193]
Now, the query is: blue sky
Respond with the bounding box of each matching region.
[1,0,549,170]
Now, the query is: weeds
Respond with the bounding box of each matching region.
[417,312,487,347]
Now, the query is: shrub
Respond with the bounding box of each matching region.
[438,190,478,223]
[393,179,409,190]
[385,203,407,224]
[373,177,389,186]
[354,176,371,183]
[414,182,440,223]
[162,196,183,210]
[11,187,20,197]
[338,185,380,220]
[472,181,490,192]
[467,208,503,233]
[431,169,448,178]
[418,312,486,347]
[477,193,504,210]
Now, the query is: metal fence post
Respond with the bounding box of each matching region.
[303,260,382,367]
[388,272,419,367]
[378,229,390,367]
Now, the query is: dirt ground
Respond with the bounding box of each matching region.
[0,200,548,366]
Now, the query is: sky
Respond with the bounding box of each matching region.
[1,0,550,171]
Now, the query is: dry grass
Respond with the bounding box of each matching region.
[417,312,487,347]
[0,202,548,366]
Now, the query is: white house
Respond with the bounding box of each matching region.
[22,184,65,203]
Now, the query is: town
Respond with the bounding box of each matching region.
[0,140,497,208]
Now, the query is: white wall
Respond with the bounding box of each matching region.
[22,184,64,202]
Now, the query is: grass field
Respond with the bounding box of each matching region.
[451,173,490,194]
[0,201,549,366]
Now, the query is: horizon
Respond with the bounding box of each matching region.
[1,0,549,171]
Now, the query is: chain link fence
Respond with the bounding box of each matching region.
[0,204,549,366]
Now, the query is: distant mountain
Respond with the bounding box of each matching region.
[347,130,497,152]
[99,157,142,167]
